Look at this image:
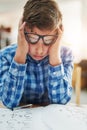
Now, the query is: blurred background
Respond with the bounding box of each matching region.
[0,0,87,105]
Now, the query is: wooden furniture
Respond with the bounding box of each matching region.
[78,60,87,89]
[0,25,11,49]
[72,64,81,105]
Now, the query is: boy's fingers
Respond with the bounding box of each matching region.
[57,25,64,40]
[18,17,26,31]
[19,22,26,31]
[18,18,23,28]
[18,21,26,38]
[58,26,63,34]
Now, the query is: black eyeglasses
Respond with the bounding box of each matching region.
[24,32,58,46]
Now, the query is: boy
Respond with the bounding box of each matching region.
[0,0,73,109]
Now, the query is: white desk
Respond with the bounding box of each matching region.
[0,103,87,130]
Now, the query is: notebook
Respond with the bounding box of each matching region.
[0,104,87,130]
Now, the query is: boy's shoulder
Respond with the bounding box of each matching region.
[0,44,17,62]
[61,45,73,61]
[61,45,72,54]
[0,43,17,56]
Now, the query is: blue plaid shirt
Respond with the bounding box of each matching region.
[0,44,73,109]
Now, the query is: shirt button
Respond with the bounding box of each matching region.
[53,72,58,75]
[40,83,43,87]
[12,87,15,91]
[13,69,17,73]
[52,90,56,94]
[37,64,40,66]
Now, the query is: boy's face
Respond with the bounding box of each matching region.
[25,26,58,61]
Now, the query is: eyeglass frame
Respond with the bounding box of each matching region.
[24,31,58,46]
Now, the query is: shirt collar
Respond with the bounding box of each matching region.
[26,54,49,65]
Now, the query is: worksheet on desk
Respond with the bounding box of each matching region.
[0,104,87,130]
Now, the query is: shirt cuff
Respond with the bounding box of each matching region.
[9,59,27,77]
[49,63,64,80]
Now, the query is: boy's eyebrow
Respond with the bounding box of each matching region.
[31,29,58,35]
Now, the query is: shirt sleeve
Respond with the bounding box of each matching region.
[0,54,27,109]
[48,47,73,104]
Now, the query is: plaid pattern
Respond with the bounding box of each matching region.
[0,44,73,109]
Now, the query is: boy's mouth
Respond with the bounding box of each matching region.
[34,55,44,60]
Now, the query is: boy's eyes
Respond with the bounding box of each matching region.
[29,35,39,41]
[24,32,58,45]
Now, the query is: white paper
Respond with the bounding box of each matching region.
[0,104,87,130]
[42,104,87,130]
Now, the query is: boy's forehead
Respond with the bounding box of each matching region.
[26,26,58,35]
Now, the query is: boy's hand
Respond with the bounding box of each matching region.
[49,25,64,66]
[14,18,29,64]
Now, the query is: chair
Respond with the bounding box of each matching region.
[72,64,82,105]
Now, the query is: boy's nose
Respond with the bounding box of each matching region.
[36,39,43,55]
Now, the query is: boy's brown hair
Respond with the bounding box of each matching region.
[23,0,62,30]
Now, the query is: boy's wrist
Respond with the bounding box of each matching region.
[49,50,61,66]
[49,56,61,66]
[14,48,27,64]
